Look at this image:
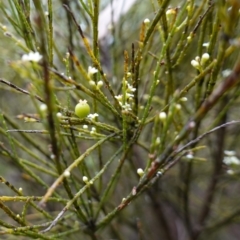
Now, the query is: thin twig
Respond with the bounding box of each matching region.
[0,78,44,103]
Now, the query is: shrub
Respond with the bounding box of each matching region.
[0,0,240,239]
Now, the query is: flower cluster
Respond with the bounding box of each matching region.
[22,52,42,62]
[191,53,210,70]
[223,150,240,166]
[89,80,104,89]
[115,81,136,111]
[87,113,99,120]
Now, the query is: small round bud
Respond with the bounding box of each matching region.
[166,9,176,15]
[175,104,181,110]
[97,80,103,88]
[203,42,210,47]
[90,127,96,135]
[56,112,62,118]
[40,104,47,112]
[88,113,99,120]
[191,60,200,68]
[187,35,192,41]
[144,18,150,24]
[155,137,161,144]
[83,125,88,129]
[159,112,167,121]
[186,154,193,159]
[202,53,210,60]
[180,97,188,102]
[64,170,70,177]
[127,72,132,77]
[82,176,88,183]
[201,53,210,65]
[137,168,144,177]
[89,80,96,86]
[195,56,200,62]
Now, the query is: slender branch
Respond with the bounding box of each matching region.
[0,78,44,102]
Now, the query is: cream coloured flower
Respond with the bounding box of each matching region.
[22,51,42,62]
[88,66,98,78]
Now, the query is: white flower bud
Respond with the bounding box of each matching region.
[195,56,200,62]
[201,53,210,65]
[97,80,103,88]
[56,112,62,118]
[137,168,144,177]
[64,170,70,177]
[127,72,132,77]
[2,25,7,31]
[186,154,193,159]
[175,104,181,110]
[82,176,88,183]
[159,112,167,121]
[156,137,161,144]
[89,80,96,87]
[40,104,47,112]
[144,18,150,24]
[166,9,176,15]
[203,42,210,47]
[187,35,192,41]
[191,60,200,68]
[180,97,188,102]
[202,53,210,60]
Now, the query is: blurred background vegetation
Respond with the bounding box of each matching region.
[1,0,240,239]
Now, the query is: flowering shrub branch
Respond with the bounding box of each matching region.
[0,0,240,239]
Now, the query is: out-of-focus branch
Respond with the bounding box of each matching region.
[98,0,137,40]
